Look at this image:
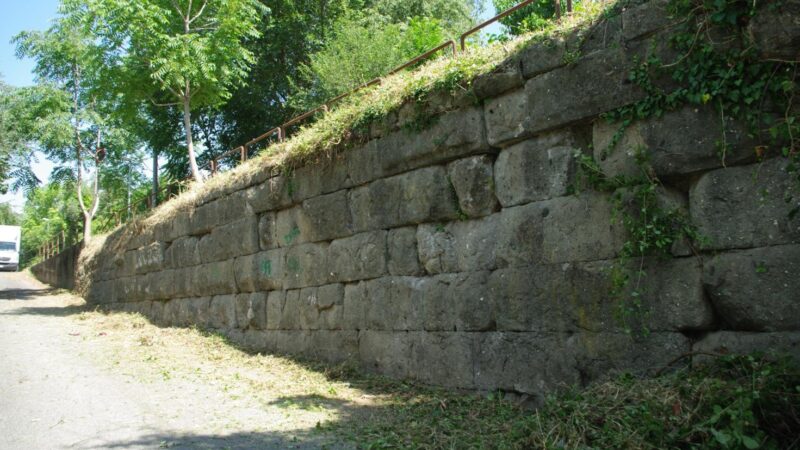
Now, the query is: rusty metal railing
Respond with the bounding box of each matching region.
[38,0,575,261]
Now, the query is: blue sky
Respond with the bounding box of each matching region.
[1,0,60,213]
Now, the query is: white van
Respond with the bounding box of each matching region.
[0,225,21,272]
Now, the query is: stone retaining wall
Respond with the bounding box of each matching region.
[31,242,81,290]
[41,0,800,401]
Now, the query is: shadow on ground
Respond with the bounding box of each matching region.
[86,428,351,449]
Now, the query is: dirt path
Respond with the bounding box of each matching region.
[0,272,349,449]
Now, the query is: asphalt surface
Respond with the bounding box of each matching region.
[0,272,341,449]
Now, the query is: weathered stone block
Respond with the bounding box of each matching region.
[279,290,301,330]
[358,330,418,379]
[328,231,387,283]
[266,291,285,330]
[344,140,383,186]
[365,277,425,331]
[245,174,293,213]
[305,330,359,363]
[704,245,800,331]
[748,0,800,61]
[349,166,460,232]
[412,332,476,388]
[593,105,758,179]
[494,142,577,207]
[693,331,800,364]
[184,296,211,327]
[568,332,691,380]
[417,215,500,274]
[621,0,674,41]
[516,37,567,79]
[235,292,267,330]
[164,236,200,269]
[198,216,259,264]
[284,242,330,289]
[288,156,350,202]
[487,48,644,147]
[300,190,353,242]
[541,192,626,263]
[387,227,423,276]
[447,156,499,218]
[234,248,285,292]
[134,241,166,274]
[193,259,237,296]
[474,332,579,401]
[343,282,368,330]
[274,206,311,248]
[495,202,547,267]
[690,158,800,250]
[258,212,278,250]
[472,62,524,100]
[378,107,489,175]
[421,272,493,332]
[208,294,238,329]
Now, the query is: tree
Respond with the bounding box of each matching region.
[81,0,268,183]
[14,18,119,242]
[0,203,21,225]
[0,79,40,195]
[290,0,477,110]
[19,182,83,266]
[492,0,576,35]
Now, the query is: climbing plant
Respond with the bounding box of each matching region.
[578,0,798,335]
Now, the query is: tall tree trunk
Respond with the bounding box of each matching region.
[183,88,201,183]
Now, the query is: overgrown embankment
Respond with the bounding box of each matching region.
[34,0,800,407]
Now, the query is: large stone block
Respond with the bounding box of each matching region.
[593,105,757,179]
[486,48,643,147]
[496,202,547,267]
[540,192,626,263]
[193,259,237,296]
[516,37,567,79]
[417,215,500,274]
[284,242,330,289]
[349,166,460,232]
[693,331,800,363]
[421,271,493,332]
[358,330,418,379]
[474,332,579,401]
[387,227,423,276]
[703,245,800,331]
[343,282,368,330]
[234,248,285,292]
[299,190,353,242]
[621,0,674,41]
[134,241,166,274]
[472,61,524,100]
[748,0,800,61]
[447,156,499,218]
[364,277,425,331]
[245,174,294,214]
[257,212,278,250]
[377,107,489,175]
[208,295,237,330]
[164,236,200,269]
[198,216,259,264]
[274,206,312,248]
[235,292,268,330]
[411,332,476,388]
[328,231,387,283]
[304,330,359,363]
[494,141,577,207]
[287,155,350,203]
[294,283,344,330]
[266,291,285,330]
[568,331,691,380]
[690,158,800,250]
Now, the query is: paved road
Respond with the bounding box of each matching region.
[0,272,339,449]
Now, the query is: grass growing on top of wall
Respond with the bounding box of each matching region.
[109,0,618,235]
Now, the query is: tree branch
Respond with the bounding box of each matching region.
[188,0,207,25]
